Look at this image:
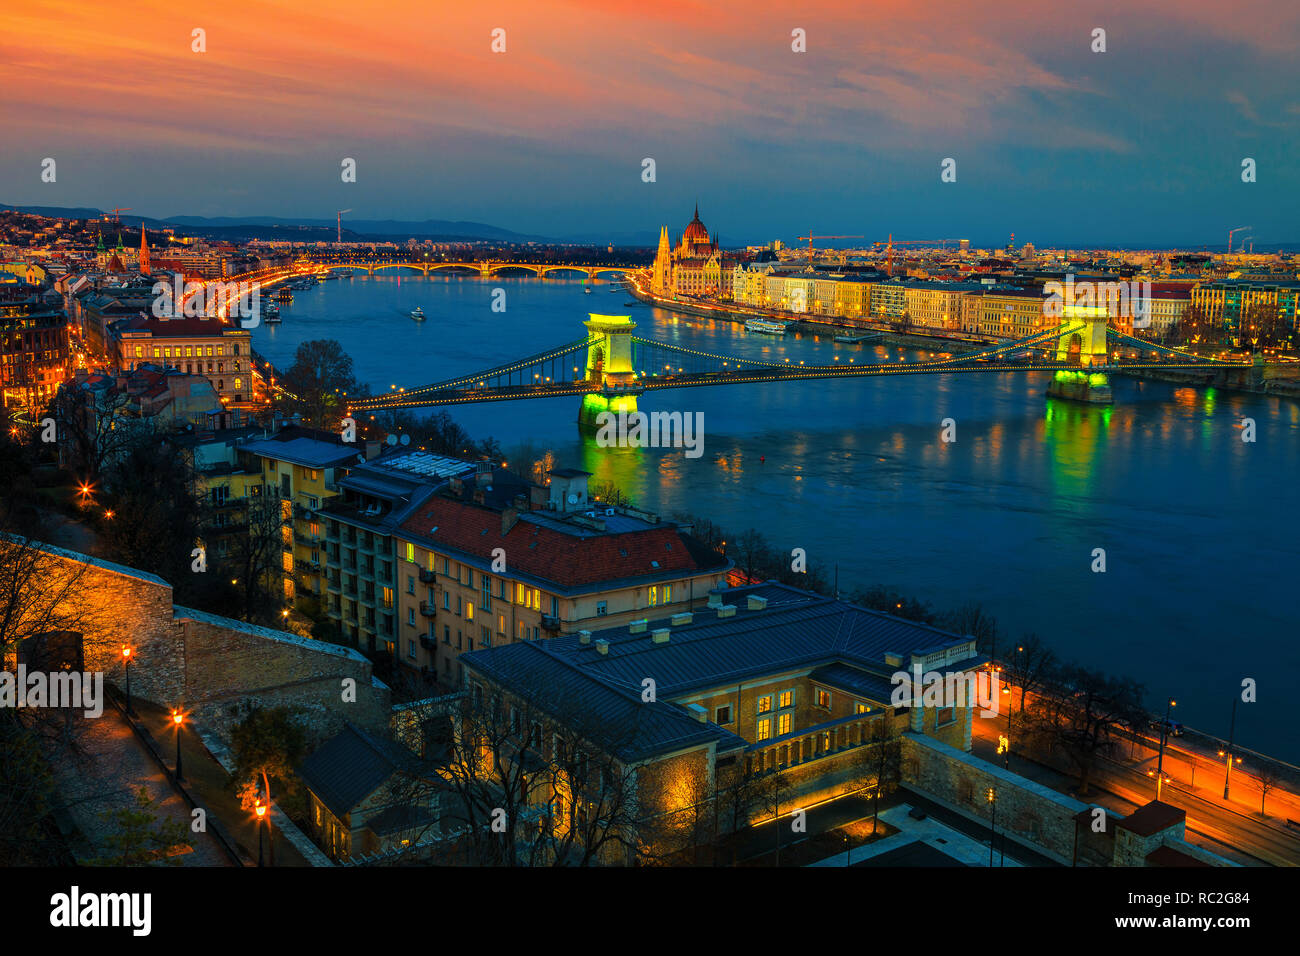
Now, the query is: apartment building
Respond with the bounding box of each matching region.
[396,468,731,687]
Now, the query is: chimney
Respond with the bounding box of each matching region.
[884,652,904,668]
[670,611,693,626]
[707,590,723,609]
[594,638,609,655]
[717,605,736,618]
[651,628,670,644]
[747,595,768,611]
[628,619,648,634]
[686,703,708,723]
[449,477,463,496]
[578,630,592,645]
[501,507,519,535]
[475,459,493,487]
[473,488,485,505]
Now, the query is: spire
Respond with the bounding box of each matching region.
[139,225,151,276]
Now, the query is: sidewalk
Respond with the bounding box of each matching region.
[127,698,309,866]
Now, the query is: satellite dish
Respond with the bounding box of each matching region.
[400,433,410,446]
[386,434,397,446]
[567,493,579,505]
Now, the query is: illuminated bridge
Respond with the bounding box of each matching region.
[292,256,639,281]
[344,310,1261,424]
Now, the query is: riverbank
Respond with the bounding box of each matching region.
[629,281,1300,400]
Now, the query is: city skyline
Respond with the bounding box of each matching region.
[2,0,1298,245]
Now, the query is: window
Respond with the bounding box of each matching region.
[716,704,732,724]
[407,608,415,626]
[550,595,559,617]
[778,690,793,709]
[815,688,831,709]
[381,587,393,609]
[756,718,772,742]
[936,707,956,728]
[596,601,607,616]
[777,713,791,736]
[854,702,871,714]
[481,625,491,647]
[443,591,450,611]
[456,595,462,616]
[407,639,416,660]
[465,601,474,622]
[407,575,415,595]
[757,695,772,714]
[482,576,491,611]
[443,625,450,644]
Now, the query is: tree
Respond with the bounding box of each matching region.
[86,787,191,866]
[280,339,357,430]
[588,479,633,508]
[0,717,60,864]
[229,705,310,819]
[223,488,285,624]
[49,381,144,482]
[733,528,770,584]
[1025,665,1145,796]
[99,435,206,597]
[857,719,903,835]
[939,602,999,657]
[1250,766,1280,816]
[712,759,783,865]
[851,586,936,625]
[1003,633,1057,758]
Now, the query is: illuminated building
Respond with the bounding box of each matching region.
[110,314,253,404]
[0,287,71,413]
[650,205,736,298]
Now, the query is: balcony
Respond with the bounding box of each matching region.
[419,635,436,651]
[418,568,436,584]
[419,601,436,618]
[294,532,321,548]
[540,615,561,632]
[293,504,315,520]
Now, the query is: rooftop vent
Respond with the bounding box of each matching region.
[884,651,904,668]
[707,591,723,609]
[594,639,609,655]
[717,605,737,618]
[578,630,592,644]
[686,703,708,723]
[651,628,670,644]
[670,612,693,626]
[747,595,768,611]
[628,619,648,634]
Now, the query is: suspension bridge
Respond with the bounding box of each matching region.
[343,308,1261,424]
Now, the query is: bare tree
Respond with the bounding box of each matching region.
[856,718,903,835]
[50,381,145,482]
[1251,766,1280,817]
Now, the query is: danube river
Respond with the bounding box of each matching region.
[252,274,1300,760]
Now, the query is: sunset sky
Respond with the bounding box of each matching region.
[3,0,1298,246]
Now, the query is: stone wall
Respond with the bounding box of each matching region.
[22,540,389,742]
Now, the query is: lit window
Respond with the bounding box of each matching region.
[855,702,870,714]
[757,695,772,714]
[778,690,793,709]
[815,689,831,709]
[778,713,791,736]
[465,601,474,622]
[756,718,771,742]
[405,542,415,563]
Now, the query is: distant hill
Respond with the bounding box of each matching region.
[1,204,555,243]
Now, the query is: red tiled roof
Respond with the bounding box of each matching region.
[118,314,244,337]
[400,497,717,589]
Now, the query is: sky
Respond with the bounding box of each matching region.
[2,0,1299,247]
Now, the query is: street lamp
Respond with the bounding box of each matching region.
[1155,696,1175,800]
[121,646,134,716]
[172,709,186,783]
[255,802,268,867]
[986,787,997,867]
[1222,694,1240,800]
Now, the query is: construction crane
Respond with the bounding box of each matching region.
[337,209,353,244]
[104,207,132,223]
[795,233,864,268]
[871,235,960,275]
[1227,225,1251,254]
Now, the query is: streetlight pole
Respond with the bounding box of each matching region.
[1223,695,1239,800]
[986,788,997,867]
[122,646,133,717]
[172,709,185,783]
[1155,696,1175,801]
[255,803,267,867]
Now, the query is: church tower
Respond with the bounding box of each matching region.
[139,227,151,276]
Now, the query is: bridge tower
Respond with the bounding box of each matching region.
[578,313,642,430]
[1048,305,1113,404]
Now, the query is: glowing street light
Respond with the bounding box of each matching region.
[255,802,268,866]
[122,646,135,716]
[172,709,186,783]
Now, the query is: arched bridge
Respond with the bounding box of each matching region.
[344,310,1264,422]
[294,257,640,280]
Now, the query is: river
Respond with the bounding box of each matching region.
[251,273,1300,761]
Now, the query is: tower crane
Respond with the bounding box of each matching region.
[337,209,353,244]
[871,235,960,275]
[105,207,132,223]
[795,233,864,268]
